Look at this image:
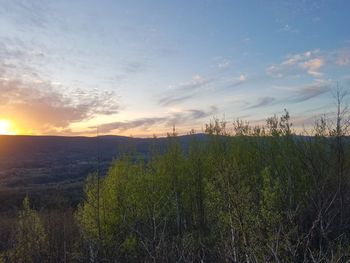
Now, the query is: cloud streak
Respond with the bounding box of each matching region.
[158,75,213,107]
[95,106,218,133]
[221,74,250,90]
[247,96,275,109]
[288,82,330,103]
[159,94,194,106]
[175,75,213,91]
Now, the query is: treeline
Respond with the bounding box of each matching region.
[1,108,350,262]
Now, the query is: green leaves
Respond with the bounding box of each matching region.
[9,197,48,262]
[76,112,350,261]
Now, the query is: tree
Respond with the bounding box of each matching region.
[8,196,48,262]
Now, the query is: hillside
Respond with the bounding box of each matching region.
[0,134,205,209]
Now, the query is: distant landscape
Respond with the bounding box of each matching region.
[0,134,204,210]
[0,111,350,262]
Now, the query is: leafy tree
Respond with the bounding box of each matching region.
[8,196,48,262]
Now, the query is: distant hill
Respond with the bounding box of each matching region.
[0,134,206,209]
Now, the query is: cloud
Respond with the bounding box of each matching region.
[95,106,218,133]
[221,74,249,90]
[247,97,275,109]
[281,50,317,66]
[289,82,330,103]
[266,65,282,77]
[0,36,121,132]
[237,74,247,82]
[212,57,232,69]
[0,38,42,75]
[268,47,350,79]
[217,58,232,69]
[95,117,167,133]
[159,94,194,106]
[267,49,325,77]
[0,75,120,131]
[278,24,298,33]
[176,75,212,91]
[158,75,213,107]
[300,58,324,77]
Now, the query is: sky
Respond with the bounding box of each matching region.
[0,0,349,137]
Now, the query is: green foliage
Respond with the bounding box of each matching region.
[75,112,350,261]
[0,108,342,262]
[8,196,48,262]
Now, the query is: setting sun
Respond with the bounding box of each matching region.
[0,119,17,135]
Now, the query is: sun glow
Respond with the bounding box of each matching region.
[0,119,18,135]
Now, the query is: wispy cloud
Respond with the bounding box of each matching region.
[247,96,275,109]
[300,58,324,77]
[0,37,48,79]
[159,94,194,107]
[268,49,324,77]
[158,75,213,106]
[217,58,232,69]
[95,106,218,133]
[212,57,233,69]
[222,74,249,90]
[237,74,247,82]
[267,47,350,78]
[278,24,298,33]
[282,50,321,65]
[288,82,330,103]
[175,74,213,91]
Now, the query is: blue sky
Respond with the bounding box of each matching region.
[0,0,349,136]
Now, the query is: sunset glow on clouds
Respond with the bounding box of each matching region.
[0,0,349,136]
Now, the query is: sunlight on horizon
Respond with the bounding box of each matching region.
[0,119,19,135]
